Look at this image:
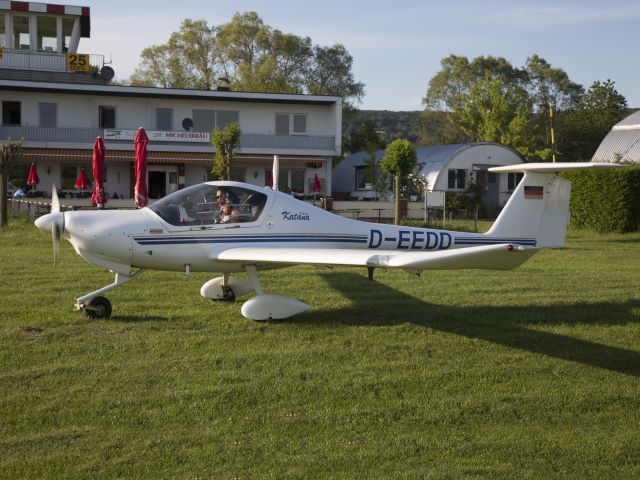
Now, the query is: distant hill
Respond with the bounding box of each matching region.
[343,110,422,145]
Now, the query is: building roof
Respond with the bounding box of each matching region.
[333,142,523,193]
[592,111,640,163]
[0,1,89,18]
[0,79,342,105]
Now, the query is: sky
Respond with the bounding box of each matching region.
[78,0,639,110]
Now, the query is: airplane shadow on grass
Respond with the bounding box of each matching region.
[300,272,640,377]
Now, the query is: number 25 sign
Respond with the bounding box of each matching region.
[66,53,91,73]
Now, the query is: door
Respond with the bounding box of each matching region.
[486,172,499,208]
[148,171,166,199]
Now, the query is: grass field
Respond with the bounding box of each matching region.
[1,215,640,479]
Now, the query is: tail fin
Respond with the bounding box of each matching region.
[487,162,621,248]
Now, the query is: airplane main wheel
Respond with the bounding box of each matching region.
[85,296,112,319]
[221,286,236,302]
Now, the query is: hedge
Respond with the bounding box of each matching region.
[565,165,640,233]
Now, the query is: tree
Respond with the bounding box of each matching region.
[0,139,24,227]
[451,76,547,161]
[130,12,364,108]
[423,55,524,112]
[524,54,583,113]
[560,80,628,161]
[131,19,221,89]
[211,122,242,180]
[380,139,416,225]
[420,54,586,155]
[343,120,385,155]
[216,11,275,92]
[523,54,584,154]
[304,44,365,109]
[422,55,526,144]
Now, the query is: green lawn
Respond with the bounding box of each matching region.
[1,215,640,479]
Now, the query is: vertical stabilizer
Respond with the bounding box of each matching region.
[486,172,570,248]
[486,162,622,249]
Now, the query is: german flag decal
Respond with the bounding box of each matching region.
[524,186,544,200]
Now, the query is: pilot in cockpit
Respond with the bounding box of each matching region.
[219,204,239,223]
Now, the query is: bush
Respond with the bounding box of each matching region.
[566,165,640,233]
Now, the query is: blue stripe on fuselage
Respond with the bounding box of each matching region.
[134,234,369,246]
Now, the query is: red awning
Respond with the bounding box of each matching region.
[21,148,326,166]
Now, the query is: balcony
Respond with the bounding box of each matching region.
[0,47,104,73]
[0,48,107,85]
[0,125,338,155]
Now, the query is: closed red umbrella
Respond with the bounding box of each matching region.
[27,163,40,191]
[266,171,273,188]
[313,173,321,193]
[134,127,148,208]
[91,137,107,208]
[74,168,90,196]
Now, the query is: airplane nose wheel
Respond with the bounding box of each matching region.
[84,296,112,319]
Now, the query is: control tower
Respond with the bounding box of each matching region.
[0,2,109,83]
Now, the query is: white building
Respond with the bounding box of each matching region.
[592,110,640,163]
[0,2,341,200]
[333,143,525,208]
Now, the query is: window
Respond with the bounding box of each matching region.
[13,15,29,49]
[275,113,307,135]
[193,109,239,132]
[62,18,74,51]
[355,166,373,191]
[292,114,306,134]
[39,103,57,127]
[2,101,21,125]
[156,108,173,131]
[217,110,239,129]
[8,163,30,190]
[508,172,524,190]
[193,109,216,132]
[149,184,268,226]
[61,165,91,190]
[0,14,5,48]
[230,167,245,182]
[37,16,58,51]
[290,169,305,192]
[275,114,289,135]
[264,168,305,193]
[447,169,466,190]
[99,106,116,128]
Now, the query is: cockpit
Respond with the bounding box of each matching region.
[148,183,268,227]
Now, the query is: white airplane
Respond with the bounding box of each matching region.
[34,162,618,321]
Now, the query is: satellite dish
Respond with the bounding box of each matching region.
[99,66,115,81]
[182,118,193,131]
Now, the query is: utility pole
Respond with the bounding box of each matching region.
[549,102,557,163]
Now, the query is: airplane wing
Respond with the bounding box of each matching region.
[213,243,537,271]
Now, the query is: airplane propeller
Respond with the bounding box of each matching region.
[34,185,65,266]
[51,184,61,266]
[51,183,60,214]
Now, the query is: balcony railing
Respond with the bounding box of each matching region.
[0,48,104,73]
[241,133,335,151]
[0,125,337,153]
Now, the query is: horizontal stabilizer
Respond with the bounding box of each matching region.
[489,162,623,174]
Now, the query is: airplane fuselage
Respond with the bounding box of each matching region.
[56,181,535,275]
